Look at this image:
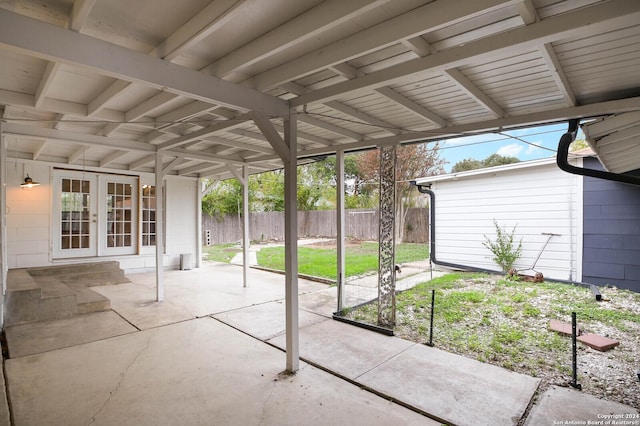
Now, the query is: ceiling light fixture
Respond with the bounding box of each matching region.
[20,174,40,188]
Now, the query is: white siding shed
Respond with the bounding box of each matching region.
[414,157,583,281]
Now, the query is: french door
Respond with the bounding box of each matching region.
[53,170,138,258]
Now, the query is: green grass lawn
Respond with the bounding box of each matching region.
[202,243,242,263]
[256,241,428,279]
[344,272,640,381]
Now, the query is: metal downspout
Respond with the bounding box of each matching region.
[556,119,640,186]
[410,181,502,274]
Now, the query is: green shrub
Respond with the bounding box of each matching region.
[482,220,523,273]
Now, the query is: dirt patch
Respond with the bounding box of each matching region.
[344,274,640,409]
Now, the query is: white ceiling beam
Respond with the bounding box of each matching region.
[162,157,184,176]
[252,0,519,91]
[280,80,379,139]
[86,0,245,117]
[99,150,128,168]
[206,0,389,78]
[129,155,156,170]
[87,80,130,117]
[297,114,364,141]
[165,148,245,166]
[325,101,400,136]
[374,86,448,127]
[201,133,276,155]
[32,140,48,160]
[157,114,252,150]
[538,43,576,107]
[272,123,335,147]
[253,113,289,162]
[70,0,98,31]
[52,113,66,130]
[227,166,245,184]
[102,91,179,136]
[444,68,505,118]
[125,91,178,123]
[329,63,364,80]
[34,61,61,108]
[290,0,640,107]
[517,0,538,25]
[154,101,218,127]
[254,96,640,163]
[68,146,88,164]
[401,37,434,57]
[0,9,289,117]
[178,162,221,177]
[153,0,246,62]
[3,123,156,153]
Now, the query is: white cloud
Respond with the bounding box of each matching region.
[496,143,523,157]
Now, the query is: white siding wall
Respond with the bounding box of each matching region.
[164,176,198,269]
[6,162,51,268]
[431,161,580,280]
[5,162,198,273]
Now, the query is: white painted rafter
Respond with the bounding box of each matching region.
[375,86,448,128]
[517,0,538,25]
[401,37,434,58]
[444,68,505,118]
[34,62,61,108]
[290,0,640,107]
[204,0,390,79]
[156,113,252,150]
[297,114,364,141]
[538,43,576,107]
[129,155,155,171]
[0,9,289,116]
[99,150,128,168]
[252,0,519,91]
[68,146,88,164]
[253,113,289,162]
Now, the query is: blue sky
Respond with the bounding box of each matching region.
[434,122,582,172]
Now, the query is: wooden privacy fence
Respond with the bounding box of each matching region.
[203,208,429,244]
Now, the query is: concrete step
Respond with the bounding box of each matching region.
[70,286,111,314]
[4,287,78,327]
[5,261,126,326]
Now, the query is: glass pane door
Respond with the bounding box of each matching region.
[100,176,137,255]
[54,171,97,258]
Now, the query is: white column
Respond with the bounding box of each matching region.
[242,165,250,287]
[196,177,202,268]
[155,152,165,302]
[336,150,346,312]
[284,110,299,373]
[0,121,7,327]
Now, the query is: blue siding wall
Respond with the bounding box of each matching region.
[582,158,640,292]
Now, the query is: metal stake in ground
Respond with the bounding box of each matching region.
[426,289,435,347]
[570,311,582,390]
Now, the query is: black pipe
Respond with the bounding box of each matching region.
[556,119,640,186]
[410,181,503,274]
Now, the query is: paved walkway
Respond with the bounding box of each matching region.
[2,263,637,426]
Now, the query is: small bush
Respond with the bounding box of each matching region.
[482,220,523,273]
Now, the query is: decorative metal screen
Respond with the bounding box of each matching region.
[378,145,396,327]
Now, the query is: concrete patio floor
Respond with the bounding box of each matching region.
[2,263,638,425]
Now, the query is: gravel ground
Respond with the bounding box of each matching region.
[345,274,640,409]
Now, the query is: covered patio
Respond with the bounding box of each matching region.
[2,262,636,425]
[1,1,640,423]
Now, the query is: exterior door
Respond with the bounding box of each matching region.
[53,170,138,258]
